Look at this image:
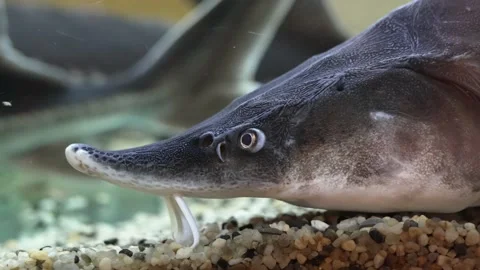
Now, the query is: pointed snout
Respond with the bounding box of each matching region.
[65,143,107,178]
[65,141,156,191]
[65,143,87,172]
[63,137,212,195]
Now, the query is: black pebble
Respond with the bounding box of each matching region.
[393,215,403,222]
[309,255,326,266]
[454,243,467,257]
[324,229,338,241]
[323,244,334,253]
[138,245,146,252]
[103,238,118,245]
[257,227,284,235]
[141,243,155,248]
[287,260,301,268]
[232,231,241,238]
[348,264,363,270]
[119,249,133,257]
[219,234,231,240]
[133,252,146,261]
[285,219,309,229]
[242,248,256,259]
[74,255,79,264]
[369,228,385,243]
[239,224,254,230]
[216,258,229,269]
[402,220,419,231]
[359,217,384,229]
[138,239,147,245]
[222,219,238,229]
[326,225,338,231]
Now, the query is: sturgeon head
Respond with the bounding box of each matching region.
[64,81,315,198]
[67,0,480,214]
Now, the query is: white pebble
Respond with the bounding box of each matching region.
[263,244,274,256]
[65,196,88,211]
[212,238,227,249]
[59,253,75,263]
[251,230,263,243]
[30,250,48,261]
[385,218,399,227]
[158,254,171,266]
[123,256,133,265]
[169,242,183,251]
[389,222,404,235]
[337,218,358,232]
[176,247,193,259]
[356,216,366,224]
[17,251,29,261]
[98,258,112,270]
[190,252,207,262]
[374,223,389,234]
[210,253,220,264]
[150,257,161,266]
[4,259,19,268]
[311,220,329,231]
[229,258,243,265]
[465,223,476,231]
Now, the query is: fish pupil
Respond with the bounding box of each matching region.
[241,133,253,147]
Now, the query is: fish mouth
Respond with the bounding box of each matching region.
[65,143,112,179]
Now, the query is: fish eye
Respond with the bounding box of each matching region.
[239,128,265,153]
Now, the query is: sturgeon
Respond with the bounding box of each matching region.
[65,0,480,247]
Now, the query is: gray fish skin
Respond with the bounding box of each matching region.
[66,0,480,213]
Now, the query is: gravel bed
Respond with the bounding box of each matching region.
[2,203,480,269]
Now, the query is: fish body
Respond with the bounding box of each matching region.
[66,0,480,214]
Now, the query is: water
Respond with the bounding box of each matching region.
[0,0,408,251]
